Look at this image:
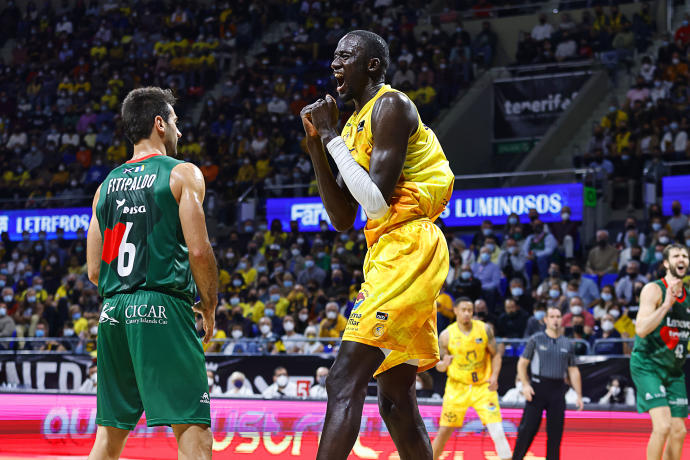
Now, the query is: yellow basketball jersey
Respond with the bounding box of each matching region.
[447,320,492,385]
[340,84,454,247]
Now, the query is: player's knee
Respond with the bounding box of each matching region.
[652,420,672,437]
[670,422,687,439]
[377,389,412,421]
[325,368,365,402]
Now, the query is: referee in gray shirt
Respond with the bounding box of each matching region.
[513,306,583,460]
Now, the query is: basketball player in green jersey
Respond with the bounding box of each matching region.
[86,87,218,460]
[631,244,689,460]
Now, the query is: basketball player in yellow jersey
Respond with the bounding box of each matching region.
[433,298,512,460]
[301,30,454,460]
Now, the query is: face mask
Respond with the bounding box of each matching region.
[233,379,244,389]
[509,246,519,255]
[480,253,490,263]
[673,58,680,65]
[561,213,570,220]
[299,313,309,322]
[652,223,662,231]
[231,329,243,339]
[270,294,280,303]
[230,297,240,306]
[609,309,620,319]
[0,280,4,288]
[260,325,271,335]
[482,228,492,236]
[284,281,293,288]
[318,375,327,386]
[601,293,612,302]
[3,295,12,303]
[534,310,545,321]
[326,311,337,320]
[72,313,81,321]
[284,321,294,332]
[49,257,57,264]
[291,248,300,256]
[90,326,98,335]
[461,271,471,280]
[305,260,315,268]
[655,251,664,261]
[511,287,523,297]
[233,279,243,287]
[659,236,670,245]
[487,243,496,252]
[509,217,518,225]
[238,262,247,271]
[33,285,42,292]
[0,307,5,316]
[276,375,288,387]
[566,291,578,299]
[297,237,304,244]
[208,378,214,387]
[415,381,423,390]
[570,305,583,315]
[685,239,690,247]
[64,328,74,337]
[27,296,36,303]
[265,308,275,317]
[602,320,614,332]
[549,289,560,299]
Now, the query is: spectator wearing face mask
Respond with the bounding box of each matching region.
[484,236,501,264]
[309,366,329,399]
[592,285,618,320]
[225,371,255,397]
[257,316,280,354]
[262,366,298,399]
[303,325,324,354]
[507,278,534,314]
[565,314,591,355]
[78,364,98,394]
[591,313,623,355]
[614,261,648,304]
[318,302,346,341]
[246,289,266,324]
[542,282,568,312]
[297,255,326,287]
[236,257,257,286]
[207,369,223,396]
[472,246,501,309]
[223,323,260,355]
[569,263,599,306]
[280,315,305,353]
[618,234,648,270]
[0,302,15,344]
[498,237,527,286]
[523,303,546,338]
[667,200,688,237]
[562,296,595,329]
[496,298,529,338]
[415,372,441,400]
[598,376,635,405]
[549,206,580,259]
[522,220,557,280]
[586,230,618,277]
[449,264,482,301]
[472,220,498,250]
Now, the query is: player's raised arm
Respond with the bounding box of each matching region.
[86,185,103,286]
[300,100,358,231]
[635,282,674,338]
[485,323,501,391]
[171,162,218,343]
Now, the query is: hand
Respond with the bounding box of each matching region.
[441,354,454,368]
[193,300,216,344]
[308,95,339,139]
[300,103,320,139]
[487,375,499,392]
[576,395,584,411]
[522,383,535,402]
[664,278,683,309]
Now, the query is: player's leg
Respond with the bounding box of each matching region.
[474,384,511,460]
[512,392,546,460]
[544,384,566,460]
[487,422,512,460]
[87,426,129,460]
[377,362,432,460]
[432,426,456,460]
[316,341,385,460]
[172,423,213,460]
[662,417,687,460]
[647,406,672,460]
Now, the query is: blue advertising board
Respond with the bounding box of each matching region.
[662,175,690,216]
[266,183,583,231]
[0,207,91,241]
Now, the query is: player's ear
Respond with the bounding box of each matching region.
[368,57,380,73]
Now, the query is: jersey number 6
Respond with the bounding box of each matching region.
[117,222,136,277]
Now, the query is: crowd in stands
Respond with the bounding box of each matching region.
[576,14,690,209]
[515,4,654,68]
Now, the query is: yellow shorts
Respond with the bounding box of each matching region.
[440,381,502,427]
[343,219,448,377]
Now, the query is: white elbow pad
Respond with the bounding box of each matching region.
[326,136,390,220]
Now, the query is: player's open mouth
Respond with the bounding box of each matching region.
[677,263,686,272]
[334,72,345,92]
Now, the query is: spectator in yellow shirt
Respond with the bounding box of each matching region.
[237,257,257,286]
[318,302,347,340]
[106,140,127,163]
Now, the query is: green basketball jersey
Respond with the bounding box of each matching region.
[96,154,196,304]
[632,279,690,375]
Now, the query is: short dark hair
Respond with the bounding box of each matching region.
[346,30,390,79]
[121,87,176,144]
[663,243,689,261]
[455,296,473,306]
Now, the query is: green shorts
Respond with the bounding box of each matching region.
[95,291,211,429]
[630,354,688,418]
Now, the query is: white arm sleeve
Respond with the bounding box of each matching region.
[326,136,389,219]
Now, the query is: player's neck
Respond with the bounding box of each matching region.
[664,273,681,284]
[354,81,384,113]
[457,321,473,333]
[131,139,166,161]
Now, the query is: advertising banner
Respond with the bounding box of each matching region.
[0,393,679,459]
[662,175,690,217]
[493,72,591,140]
[0,207,91,241]
[266,184,583,231]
